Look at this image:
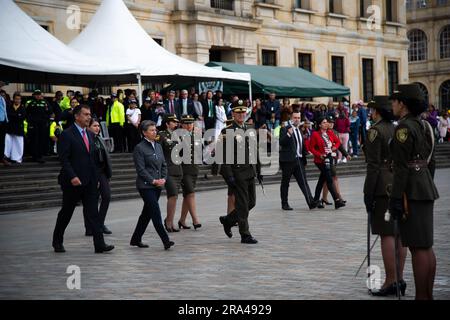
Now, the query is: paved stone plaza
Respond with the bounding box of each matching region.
[0,170,449,300]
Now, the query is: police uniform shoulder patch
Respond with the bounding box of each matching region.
[395,128,408,143]
[368,129,378,143]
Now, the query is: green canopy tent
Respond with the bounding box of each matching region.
[205,62,350,98]
[162,62,350,98]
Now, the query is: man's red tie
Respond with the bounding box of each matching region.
[82,130,90,152]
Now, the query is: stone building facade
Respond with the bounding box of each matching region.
[406,0,450,109]
[6,0,411,103]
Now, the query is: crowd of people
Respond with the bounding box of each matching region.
[0,83,445,300]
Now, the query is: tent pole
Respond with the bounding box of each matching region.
[137,73,143,106]
[248,81,252,103]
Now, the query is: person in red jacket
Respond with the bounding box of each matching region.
[309,117,346,209]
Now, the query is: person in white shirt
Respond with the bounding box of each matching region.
[215,98,227,141]
[126,100,142,152]
[438,113,449,143]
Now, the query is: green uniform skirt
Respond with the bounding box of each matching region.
[371,196,394,236]
[399,200,434,248]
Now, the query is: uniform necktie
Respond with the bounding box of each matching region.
[170,101,174,114]
[82,129,90,152]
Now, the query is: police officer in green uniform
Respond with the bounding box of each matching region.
[363,96,407,296]
[26,89,52,163]
[389,84,439,300]
[178,115,202,230]
[219,101,260,244]
[158,114,182,232]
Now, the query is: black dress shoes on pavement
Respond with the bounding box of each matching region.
[130,240,149,248]
[371,280,406,297]
[95,244,115,253]
[219,216,233,238]
[164,241,175,250]
[282,204,294,211]
[241,236,258,244]
[102,225,112,235]
[53,244,66,253]
[335,200,346,210]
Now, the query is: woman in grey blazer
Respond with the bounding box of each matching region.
[130,120,174,250]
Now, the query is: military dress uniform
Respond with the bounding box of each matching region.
[219,103,259,244]
[26,90,52,162]
[180,115,201,197]
[363,96,395,236]
[390,87,439,248]
[158,115,182,198]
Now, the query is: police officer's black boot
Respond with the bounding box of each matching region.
[241,235,258,244]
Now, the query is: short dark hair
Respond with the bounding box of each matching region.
[13,92,21,99]
[73,104,90,116]
[140,120,156,134]
[89,117,100,127]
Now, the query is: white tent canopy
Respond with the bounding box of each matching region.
[0,0,138,85]
[69,0,250,83]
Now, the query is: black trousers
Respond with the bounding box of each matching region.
[125,123,139,152]
[0,121,6,158]
[83,172,111,231]
[53,181,105,250]
[280,160,314,207]
[225,177,255,237]
[313,163,339,201]
[109,123,124,152]
[28,121,48,160]
[131,188,169,244]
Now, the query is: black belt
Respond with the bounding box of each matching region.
[407,160,428,170]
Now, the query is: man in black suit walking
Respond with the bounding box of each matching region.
[279,111,317,211]
[52,105,114,253]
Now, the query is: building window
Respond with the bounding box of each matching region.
[360,0,371,18]
[329,0,335,13]
[440,80,450,109]
[362,58,374,102]
[414,82,429,104]
[437,0,448,6]
[24,83,52,93]
[408,29,428,62]
[153,38,163,47]
[209,49,222,62]
[416,0,427,8]
[388,61,399,95]
[332,56,344,85]
[328,0,343,14]
[210,0,233,10]
[261,50,277,66]
[440,25,450,59]
[298,53,312,72]
[386,0,393,21]
[406,0,413,10]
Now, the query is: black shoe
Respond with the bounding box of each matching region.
[85,230,93,236]
[193,223,202,230]
[309,200,319,210]
[321,199,333,206]
[241,236,258,244]
[282,204,293,211]
[335,200,346,209]
[53,244,66,253]
[315,200,325,209]
[102,226,112,235]
[178,221,191,230]
[130,240,149,248]
[95,244,115,253]
[164,219,180,233]
[371,281,406,297]
[164,241,174,250]
[219,216,233,238]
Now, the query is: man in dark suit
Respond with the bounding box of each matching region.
[52,104,114,253]
[177,89,194,119]
[164,90,177,115]
[201,90,216,131]
[279,111,317,211]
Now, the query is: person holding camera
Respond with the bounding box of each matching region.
[309,117,346,210]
